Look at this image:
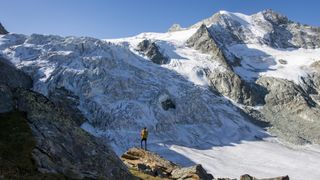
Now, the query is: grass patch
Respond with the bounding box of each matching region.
[129,168,170,180]
[0,111,65,179]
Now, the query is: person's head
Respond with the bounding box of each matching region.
[144,127,147,130]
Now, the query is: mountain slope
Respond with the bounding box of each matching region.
[1,9,320,179]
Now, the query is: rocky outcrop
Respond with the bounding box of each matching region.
[257,77,320,144]
[14,88,133,179]
[207,70,267,106]
[0,58,134,179]
[136,39,169,64]
[121,148,214,179]
[186,24,230,69]
[0,22,8,34]
[121,148,290,180]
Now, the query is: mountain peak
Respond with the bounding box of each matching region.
[0,22,8,34]
[168,23,184,32]
[260,9,289,24]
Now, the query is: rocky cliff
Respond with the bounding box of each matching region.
[0,57,133,179]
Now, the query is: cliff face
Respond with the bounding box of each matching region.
[0,58,133,179]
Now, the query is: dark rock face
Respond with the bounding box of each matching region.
[0,57,33,89]
[161,99,176,111]
[0,22,8,34]
[136,39,169,64]
[0,57,32,113]
[48,87,85,126]
[14,88,133,179]
[0,85,14,113]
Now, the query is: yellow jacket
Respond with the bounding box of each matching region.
[141,129,148,139]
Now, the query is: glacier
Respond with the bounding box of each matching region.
[1,9,320,180]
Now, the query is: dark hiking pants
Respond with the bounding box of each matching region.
[141,138,147,150]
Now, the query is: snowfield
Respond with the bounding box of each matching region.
[1,10,320,180]
[158,139,320,180]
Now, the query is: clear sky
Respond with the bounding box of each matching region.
[0,0,319,39]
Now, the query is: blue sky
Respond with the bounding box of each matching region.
[0,0,319,39]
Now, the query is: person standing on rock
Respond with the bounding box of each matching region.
[140,127,148,150]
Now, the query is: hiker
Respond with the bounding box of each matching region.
[140,127,148,150]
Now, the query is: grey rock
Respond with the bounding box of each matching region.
[136,39,169,64]
[0,22,8,34]
[187,25,266,106]
[48,87,85,126]
[171,164,214,180]
[207,70,267,106]
[186,24,231,69]
[278,59,287,65]
[14,88,133,179]
[257,77,320,144]
[239,174,289,180]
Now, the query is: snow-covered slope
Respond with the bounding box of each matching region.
[1,9,320,180]
[0,33,265,152]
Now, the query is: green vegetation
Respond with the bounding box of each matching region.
[0,111,65,179]
[129,168,170,180]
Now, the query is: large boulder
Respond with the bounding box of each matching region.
[121,147,179,178]
[171,164,214,180]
